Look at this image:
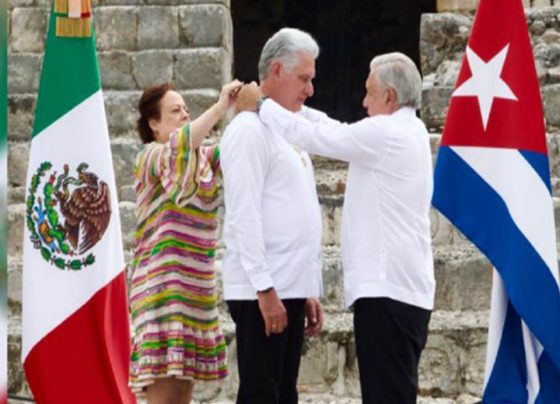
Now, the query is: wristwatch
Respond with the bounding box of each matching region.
[256,96,268,113]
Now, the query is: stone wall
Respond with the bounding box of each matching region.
[6,2,560,403]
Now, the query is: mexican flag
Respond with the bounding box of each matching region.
[22,1,136,402]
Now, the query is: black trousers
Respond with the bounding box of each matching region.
[227,299,306,404]
[353,297,431,404]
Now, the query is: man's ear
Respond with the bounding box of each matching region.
[386,87,397,105]
[269,60,283,79]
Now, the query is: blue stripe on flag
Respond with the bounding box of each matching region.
[433,146,560,372]
[534,351,560,403]
[483,302,528,403]
[519,150,552,194]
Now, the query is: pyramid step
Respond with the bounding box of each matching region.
[8,309,488,401]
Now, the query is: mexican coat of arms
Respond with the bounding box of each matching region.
[26,161,112,270]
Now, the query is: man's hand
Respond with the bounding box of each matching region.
[235,82,265,114]
[257,288,288,336]
[304,298,324,337]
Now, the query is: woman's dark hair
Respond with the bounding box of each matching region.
[137,82,175,144]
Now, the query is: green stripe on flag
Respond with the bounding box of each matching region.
[32,8,101,138]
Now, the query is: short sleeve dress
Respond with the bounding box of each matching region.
[128,124,227,393]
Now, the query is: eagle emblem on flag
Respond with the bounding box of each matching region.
[25,161,112,270]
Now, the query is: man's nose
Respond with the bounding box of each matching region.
[306,82,314,97]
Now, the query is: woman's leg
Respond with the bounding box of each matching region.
[146,377,193,404]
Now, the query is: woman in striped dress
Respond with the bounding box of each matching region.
[129,80,242,404]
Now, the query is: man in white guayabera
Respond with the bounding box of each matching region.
[236,52,436,404]
[220,28,325,404]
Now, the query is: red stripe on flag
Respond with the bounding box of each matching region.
[23,273,136,404]
[440,0,546,153]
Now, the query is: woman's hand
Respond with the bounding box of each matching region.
[215,79,244,116]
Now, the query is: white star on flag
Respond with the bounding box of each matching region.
[452,44,518,130]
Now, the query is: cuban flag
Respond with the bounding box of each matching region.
[432,0,560,402]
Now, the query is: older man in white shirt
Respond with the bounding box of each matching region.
[220,28,325,404]
[237,52,435,404]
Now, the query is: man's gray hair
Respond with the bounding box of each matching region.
[258,28,319,81]
[370,52,422,109]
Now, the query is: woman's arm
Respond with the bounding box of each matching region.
[189,80,243,149]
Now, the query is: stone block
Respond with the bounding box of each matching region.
[541,28,560,45]
[7,204,25,257]
[8,318,31,398]
[94,7,138,51]
[180,88,220,120]
[530,19,548,37]
[98,0,142,5]
[543,84,560,128]
[111,138,142,193]
[533,0,553,7]
[436,0,477,11]
[320,243,492,312]
[420,332,462,396]
[8,142,29,187]
[179,4,231,48]
[119,201,137,250]
[7,257,22,308]
[430,208,471,247]
[104,91,141,138]
[433,60,461,87]
[8,186,26,205]
[174,48,230,89]
[119,184,136,202]
[433,246,492,311]
[421,85,453,131]
[10,7,48,53]
[420,13,471,77]
[420,311,488,397]
[548,134,560,180]
[8,94,36,141]
[138,7,179,50]
[131,50,174,89]
[321,249,345,309]
[298,341,347,394]
[321,205,336,247]
[8,53,42,93]
[315,168,347,197]
[98,51,136,90]
[9,0,35,7]
[549,65,560,83]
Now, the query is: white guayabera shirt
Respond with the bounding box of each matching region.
[220,108,323,301]
[260,100,435,310]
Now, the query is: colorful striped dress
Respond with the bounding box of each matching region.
[129,124,227,393]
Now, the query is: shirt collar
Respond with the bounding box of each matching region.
[391,106,417,118]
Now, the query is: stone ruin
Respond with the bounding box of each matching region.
[6,0,560,402]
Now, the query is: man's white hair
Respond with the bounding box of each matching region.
[370,52,422,109]
[258,28,319,81]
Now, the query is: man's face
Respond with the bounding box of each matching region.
[363,71,391,117]
[269,52,316,112]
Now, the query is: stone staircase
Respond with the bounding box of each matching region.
[7,1,560,403]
